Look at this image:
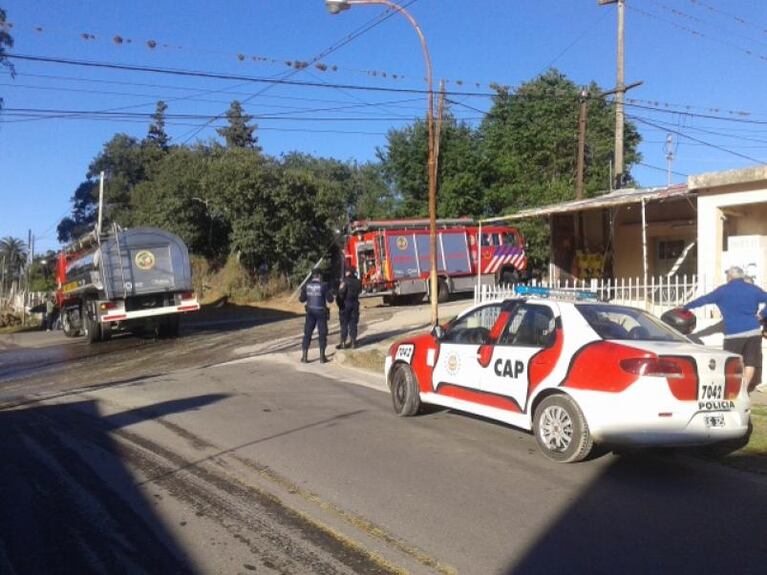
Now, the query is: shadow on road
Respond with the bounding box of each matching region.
[0,393,228,574]
[506,453,767,575]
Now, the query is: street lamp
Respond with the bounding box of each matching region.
[324,0,440,326]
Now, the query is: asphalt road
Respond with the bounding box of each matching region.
[1,304,766,574]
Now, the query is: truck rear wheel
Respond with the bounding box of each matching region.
[84,311,101,344]
[62,311,80,338]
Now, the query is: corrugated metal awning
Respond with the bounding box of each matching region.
[481,184,692,223]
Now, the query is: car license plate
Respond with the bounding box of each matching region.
[699,382,724,402]
[705,415,725,428]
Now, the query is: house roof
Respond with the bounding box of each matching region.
[481,184,692,223]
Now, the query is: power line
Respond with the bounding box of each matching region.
[179,0,421,143]
[629,115,764,164]
[11,58,767,130]
[648,0,767,47]
[0,107,464,122]
[687,0,767,35]
[2,70,427,110]
[637,161,688,178]
[627,4,767,64]
[5,53,494,97]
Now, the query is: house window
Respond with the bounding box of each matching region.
[658,239,685,261]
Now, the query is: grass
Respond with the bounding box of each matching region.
[342,348,388,373]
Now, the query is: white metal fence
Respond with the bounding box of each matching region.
[474,274,719,320]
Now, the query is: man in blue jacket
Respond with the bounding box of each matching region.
[299,268,334,364]
[684,266,767,392]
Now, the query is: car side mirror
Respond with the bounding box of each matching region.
[431,325,445,340]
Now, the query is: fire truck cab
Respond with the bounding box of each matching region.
[344,218,526,304]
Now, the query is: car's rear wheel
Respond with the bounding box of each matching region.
[390,364,421,417]
[533,395,593,463]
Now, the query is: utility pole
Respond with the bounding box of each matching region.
[576,89,588,201]
[576,81,642,199]
[23,229,31,325]
[599,0,626,189]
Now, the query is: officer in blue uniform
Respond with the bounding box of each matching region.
[336,266,362,349]
[299,268,333,363]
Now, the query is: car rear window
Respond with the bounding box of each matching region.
[575,304,687,342]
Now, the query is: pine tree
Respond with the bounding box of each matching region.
[217,101,260,150]
[146,100,170,149]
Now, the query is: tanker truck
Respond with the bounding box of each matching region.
[56,226,200,343]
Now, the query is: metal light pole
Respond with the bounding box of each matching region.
[325,0,440,325]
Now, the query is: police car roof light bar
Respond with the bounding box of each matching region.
[514,285,600,302]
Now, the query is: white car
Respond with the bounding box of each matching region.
[385,288,751,462]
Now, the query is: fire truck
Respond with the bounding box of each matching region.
[56,226,200,343]
[343,218,526,304]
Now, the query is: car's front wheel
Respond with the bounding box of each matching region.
[533,395,593,463]
[390,364,421,417]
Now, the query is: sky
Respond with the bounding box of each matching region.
[2,0,767,254]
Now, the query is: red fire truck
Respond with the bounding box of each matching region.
[343,218,527,304]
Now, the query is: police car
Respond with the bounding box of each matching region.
[384,286,751,462]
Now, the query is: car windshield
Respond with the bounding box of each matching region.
[575,304,687,342]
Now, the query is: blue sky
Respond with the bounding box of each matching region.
[2,0,767,253]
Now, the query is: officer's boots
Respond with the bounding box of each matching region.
[336,341,346,350]
[320,348,328,363]
[350,339,357,349]
[300,349,308,363]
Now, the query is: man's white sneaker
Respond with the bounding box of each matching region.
[756,383,767,393]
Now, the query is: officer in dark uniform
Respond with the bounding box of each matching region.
[299,268,333,363]
[336,266,362,349]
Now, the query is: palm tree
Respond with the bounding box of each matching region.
[0,236,27,290]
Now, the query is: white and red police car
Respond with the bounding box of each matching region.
[384,287,751,462]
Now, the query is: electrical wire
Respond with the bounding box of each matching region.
[629,115,764,164]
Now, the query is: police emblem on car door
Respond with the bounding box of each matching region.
[431,303,502,393]
[481,303,557,411]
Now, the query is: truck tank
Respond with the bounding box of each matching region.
[60,228,193,300]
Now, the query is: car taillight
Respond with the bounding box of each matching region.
[619,356,698,400]
[180,291,195,301]
[99,301,117,311]
[724,356,743,399]
[619,358,683,378]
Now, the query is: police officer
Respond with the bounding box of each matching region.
[336,266,362,349]
[299,268,333,363]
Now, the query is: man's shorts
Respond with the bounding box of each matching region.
[724,335,763,368]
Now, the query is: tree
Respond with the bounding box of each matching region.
[217,101,260,150]
[479,69,641,215]
[131,146,228,257]
[145,100,170,150]
[350,163,397,220]
[87,133,151,227]
[0,7,15,109]
[377,112,484,218]
[0,236,27,290]
[478,69,642,271]
[57,180,99,243]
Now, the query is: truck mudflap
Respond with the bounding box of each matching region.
[97,295,200,323]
